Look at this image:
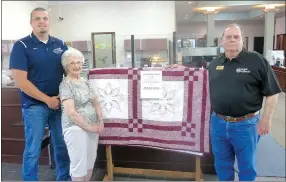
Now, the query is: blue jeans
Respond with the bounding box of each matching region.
[210,112,260,181]
[22,104,71,181]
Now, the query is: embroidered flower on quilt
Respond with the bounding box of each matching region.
[96,83,125,114]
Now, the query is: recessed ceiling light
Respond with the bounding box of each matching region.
[265,4,276,9]
[188,2,192,4]
[204,7,217,12]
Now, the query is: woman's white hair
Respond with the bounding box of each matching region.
[61,47,85,70]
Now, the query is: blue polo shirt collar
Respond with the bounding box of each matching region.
[30,32,55,44]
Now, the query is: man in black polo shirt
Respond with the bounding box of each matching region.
[208,23,281,181]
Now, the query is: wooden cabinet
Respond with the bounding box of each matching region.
[272,66,286,92]
[276,34,286,67]
[1,88,50,164]
[276,34,286,51]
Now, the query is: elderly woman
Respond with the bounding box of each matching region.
[59,47,104,181]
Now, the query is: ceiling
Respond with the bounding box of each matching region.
[176,1,286,25]
[37,1,285,24]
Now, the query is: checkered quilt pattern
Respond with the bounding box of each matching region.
[88,67,211,153]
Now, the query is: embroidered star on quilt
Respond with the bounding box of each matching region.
[96,83,125,114]
[146,87,178,116]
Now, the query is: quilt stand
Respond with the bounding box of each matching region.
[102,145,204,181]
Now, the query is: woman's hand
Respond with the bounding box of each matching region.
[164,64,185,69]
[87,122,104,133]
[87,123,100,133]
[98,121,104,133]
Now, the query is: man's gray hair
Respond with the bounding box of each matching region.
[30,7,48,21]
[222,23,244,38]
[61,47,85,70]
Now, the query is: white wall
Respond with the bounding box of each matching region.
[177,20,265,51]
[2,1,49,71]
[274,15,285,49]
[49,1,176,65]
[2,1,49,40]
[275,15,286,35]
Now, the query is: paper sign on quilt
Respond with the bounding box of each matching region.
[88,67,211,153]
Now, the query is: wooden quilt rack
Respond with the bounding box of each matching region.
[103,145,204,181]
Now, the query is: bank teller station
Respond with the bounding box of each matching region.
[179,47,222,68]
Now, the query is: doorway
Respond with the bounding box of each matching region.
[253,37,264,55]
[91,32,116,68]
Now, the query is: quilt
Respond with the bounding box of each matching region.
[88,67,211,154]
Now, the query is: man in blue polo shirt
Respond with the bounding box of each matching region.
[9,7,71,181]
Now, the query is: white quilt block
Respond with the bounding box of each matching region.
[141,81,185,122]
[89,79,129,119]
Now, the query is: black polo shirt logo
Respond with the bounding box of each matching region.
[236,68,250,73]
[53,47,64,54]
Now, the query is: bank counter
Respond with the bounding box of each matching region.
[1,86,216,175]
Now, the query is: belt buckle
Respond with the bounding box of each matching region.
[227,116,237,122]
[226,116,233,122]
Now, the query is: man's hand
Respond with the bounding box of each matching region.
[165,64,185,69]
[257,94,278,136]
[257,118,271,135]
[45,96,60,110]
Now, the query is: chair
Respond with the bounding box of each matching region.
[14,121,55,169]
[41,126,55,169]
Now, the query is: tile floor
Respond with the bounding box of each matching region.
[1,163,286,181]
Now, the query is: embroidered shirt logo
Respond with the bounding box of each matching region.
[53,47,63,54]
[236,68,250,73]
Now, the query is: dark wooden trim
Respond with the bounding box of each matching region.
[2,104,21,107]
[91,32,116,68]
[2,138,25,142]
[13,122,24,127]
